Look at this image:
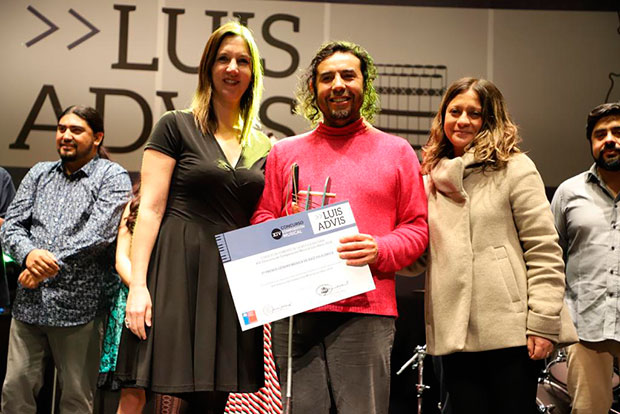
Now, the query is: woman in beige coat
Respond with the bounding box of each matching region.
[404,77,569,413]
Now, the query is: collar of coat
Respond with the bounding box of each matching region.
[429,151,484,202]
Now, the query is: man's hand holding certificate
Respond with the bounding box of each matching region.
[215,201,375,330]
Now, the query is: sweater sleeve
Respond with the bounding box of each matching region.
[251,143,288,224]
[373,145,429,273]
[509,154,565,342]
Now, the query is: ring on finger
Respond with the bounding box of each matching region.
[124,318,130,328]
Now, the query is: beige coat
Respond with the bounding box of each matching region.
[403,152,576,355]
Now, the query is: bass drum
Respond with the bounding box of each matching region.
[537,349,620,414]
[536,379,571,414]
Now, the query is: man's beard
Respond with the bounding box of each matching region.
[594,146,620,171]
[330,108,351,119]
[58,145,78,162]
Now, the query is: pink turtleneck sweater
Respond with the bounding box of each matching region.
[251,118,428,316]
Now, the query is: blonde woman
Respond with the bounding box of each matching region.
[116,21,270,413]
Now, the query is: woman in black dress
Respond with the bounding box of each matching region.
[121,21,270,413]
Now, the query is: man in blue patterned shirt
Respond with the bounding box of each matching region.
[551,102,620,414]
[0,105,131,413]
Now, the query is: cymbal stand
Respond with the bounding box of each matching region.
[397,344,429,414]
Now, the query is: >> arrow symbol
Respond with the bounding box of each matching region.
[67,9,99,50]
[25,5,59,47]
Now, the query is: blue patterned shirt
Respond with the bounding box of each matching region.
[0,157,131,327]
[551,164,620,342]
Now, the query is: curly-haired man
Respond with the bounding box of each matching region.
[252,41,428,414]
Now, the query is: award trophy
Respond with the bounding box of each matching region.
[283,162,335,413]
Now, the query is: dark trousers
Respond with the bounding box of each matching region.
[272,312,395,414]
[442,346,542,414]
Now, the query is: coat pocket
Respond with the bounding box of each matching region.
[493,246,523,310]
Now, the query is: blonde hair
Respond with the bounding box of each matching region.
[422,77,521,174]
[191,21,263,146]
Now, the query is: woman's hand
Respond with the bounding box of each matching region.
[527,335,554,360]
[125,149,175,340]
[125,285,152,340]
[337,234,378,266]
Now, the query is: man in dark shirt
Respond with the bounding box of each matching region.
[0,167,15,227]
[0,167,16,309]
[0,106,131,413]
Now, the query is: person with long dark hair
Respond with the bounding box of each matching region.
[96,182,146,413]
[403,77,575,413]
[1,105,131,413]
[116,21,270,413]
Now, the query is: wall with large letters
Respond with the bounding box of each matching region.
[1,1,618,185]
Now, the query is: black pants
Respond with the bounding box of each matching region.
[272,312,395,414]
[442,346,543,414]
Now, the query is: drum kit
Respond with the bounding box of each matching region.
[536,349,620,414]
[397,346,620,414]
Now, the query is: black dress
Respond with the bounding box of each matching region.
[116,110,270,393]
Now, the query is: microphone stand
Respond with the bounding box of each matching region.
[397,344,429,414]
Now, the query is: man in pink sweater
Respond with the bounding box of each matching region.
[251,41,428,414]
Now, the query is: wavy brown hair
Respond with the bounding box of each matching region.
[422,77,521,174]
[191,21,263,146]
[296,41,379,126]
[124,182,141,234]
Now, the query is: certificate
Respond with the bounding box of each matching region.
[215,201,375,331]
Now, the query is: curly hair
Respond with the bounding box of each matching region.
[191,21,263,146]
[422,77,521,174]
[296,41,379,126]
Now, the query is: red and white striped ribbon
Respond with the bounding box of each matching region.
[225,324,283,414]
